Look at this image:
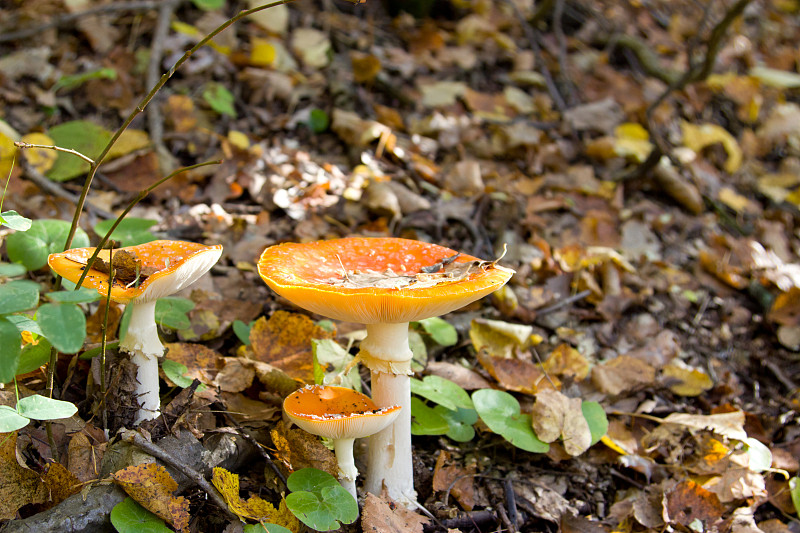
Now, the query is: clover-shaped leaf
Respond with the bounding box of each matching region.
[285,469,358,531]
[410,375,473,411]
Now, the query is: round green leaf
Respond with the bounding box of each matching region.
[0,280,39,315]
[410,397,449,436]
[6,314,42,336]
[6,219,89,270]
[17,338,52,375]
[47,287,101,303]
[37,302,86,353]
[0,405,29,432]
[94,217,158,247]
[233,319,252,345]
[0,210,32,231]
[46,120,112,182]
[155,297,194,330]
[162,359,204,391]
[285,468,358,531]
[202,82,237,117]
[581,401,608,446]
[410,375,473,411]
[0,317,22,383]
[435,405,478,442]
[17,394,77,420]
[308,109,330,133]
[191,0,225,10]
[408,329,427,373]
[416,316,458,346]
[0,262,28,278]
[472,389,549,453]
[243,524,292,533]
[110,497,172,533]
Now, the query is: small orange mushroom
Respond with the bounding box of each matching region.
[284,385,401,498]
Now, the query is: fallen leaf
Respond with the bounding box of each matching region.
[682,121,742,174]
[661,361,714,396]
[591,355,656,395]
[41,462,82,507]
[664,480,725,528]
[165,342,224,387]
[291,28,331,68]
[477,350,558,395]
[0,432,48,519]
[270,420,338,478]
[361,492,428,533]
[112,463,190,531]
[67,431,106,483]
[469,318,534,359]
[531,390,592,456]
[213,466,299,530]
[431,450,478,510]
[662,410,748,441]
[19,132,57,174]
[541,344,591,381]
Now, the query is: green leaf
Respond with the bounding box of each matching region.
[308,109,330,133]
[435,405,478,442]
[52,67,117,92]
[6,219,90,270]
[0,317,22,383]
[410,375,473,411]
[46,120,113,182]
[162,359,204,390]
[410,397,449,436]
[0,210,32,231]
[16,394,77,420]
[243,524,292,533]
[37,302,86,353]
[47,287,101,304]
[94,217,158,247]
[472,389,549,453]
[581,401,608,446]
[0,280,39,314]
[6,314,42,336]
[285,468,358,531]
[0,405,29,432]
[202,82,237,117]
[312,338,360,390]
[155,297,195,330]
[790,477,800,516]
[16,338,52,375]
[191,0,226,10]
[408,329,427,373]
[233,319,252,345]
[416,317,457,346]
[0,262,28,278]
[743,437,772,473]
[110,497,172,533]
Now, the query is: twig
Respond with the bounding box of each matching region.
[503,0,568,113]
[17,159,115,220]
[504,477,519,530]
[764,360,799,392]
[0,1,161,42]
[14,142,96,165]
[552,0,575,106]
[536,289,592,315]
[146,0,180,169]
[120,429,239,522]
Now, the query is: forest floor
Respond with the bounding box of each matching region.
[1,0,800,532]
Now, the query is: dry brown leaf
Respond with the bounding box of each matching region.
[661,361,714,396]
[112,463,190,531]
[531,390,592,456]
[213,358,255,393]
[221,392,279,426]
[425,361,492,390]
[164,342,224,387]
[270,420,338,478]
[361,492,429,533]
[541,344,591,381]
[591,355,656,395]
[0,432,48,519]
[249,311,333,382]
[477,350,559,395]
[41,462,82,507]
[664,480,725,528]
[67,432,105,483]
[431,450,478,511]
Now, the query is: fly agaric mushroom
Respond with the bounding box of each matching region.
[48,240,222,423]
[258,237,513,504]
[283,385,401,498]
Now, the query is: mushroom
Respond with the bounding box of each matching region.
[48,240,223,423]
[258,237,513,504]
[283,384,401,498]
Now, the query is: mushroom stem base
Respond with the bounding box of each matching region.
[334,438,357,499]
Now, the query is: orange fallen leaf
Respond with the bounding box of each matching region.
[112,463,190,531]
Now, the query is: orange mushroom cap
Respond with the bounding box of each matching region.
[48,240,223,304]
[258,237,514,324]
[283,385,401,440]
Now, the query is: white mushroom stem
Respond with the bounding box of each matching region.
[361,322,416,506]
[333,437,358,498]
[119,300,164,423]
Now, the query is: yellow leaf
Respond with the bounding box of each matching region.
[227,130,251,151]
[113,463,190,531]
[350,52,381,83]
[662,361,714,396]
[107,129,150,160]
[0,132,17,180]
[251,37,276,67]
[613,122,653,162]
[681,121,743,173]
[19,132,57,174]
[212,466,299,531]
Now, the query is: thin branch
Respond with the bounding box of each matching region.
[147,0,181,168]
[120,429,238,522]
[60,0,297,255]
[14,142,95,165]
[0,1,161,42]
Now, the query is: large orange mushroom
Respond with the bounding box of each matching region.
[49,240,222,423]
[259,237,513,504]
